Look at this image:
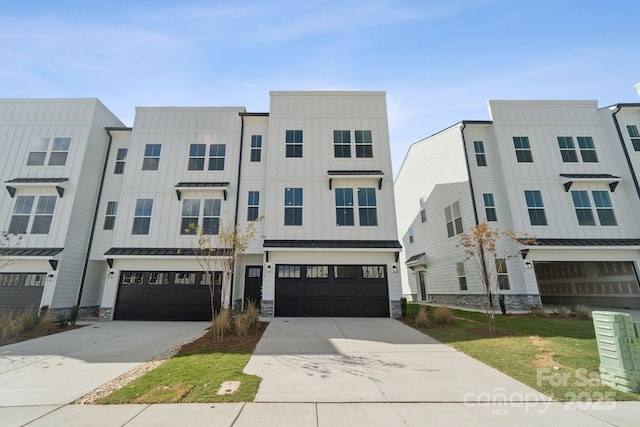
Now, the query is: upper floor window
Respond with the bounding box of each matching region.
[251,135,262,162]
[496,259,510,290]
[180,198,222,235]
[114,148,128,174]
[209,144,226,170]
[409,227,414,244]
[8,195,56,235]
[103,201,118,230]
[473,141,487,166]
[593,191,617,226]
[524,190,547,226]
[483,193,497,222]
[27,137,71,166]
[626,125,640,151]
[357,187,378,226]
[284,187,303,225]
[132,199,153,234]
[188,144,206,170]
[573,191,617,226]
[557,137,578,163]
[142,144,161,170]
[457,262,467,290]
[571,191,595,226]
[577,137,598,163]
[445,201,463,237]
[334,130,351,158]
[355,130,373,158]
[335,188,354,226]
[285,130,303,158]
[420,208,427,223]
[513,136,533,163]
[247,191,260,221]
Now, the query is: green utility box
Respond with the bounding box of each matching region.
[635,321,640,339]
[592,311,640,393]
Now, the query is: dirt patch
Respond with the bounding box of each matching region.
[179,322,268,354]
[133,383,194,404]
[530,335,557,368]
[0,324,85,347]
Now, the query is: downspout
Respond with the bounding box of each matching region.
[611,106,640,200]
[460,123,480,225]
[229,114,245,308]
[76,127,116,308]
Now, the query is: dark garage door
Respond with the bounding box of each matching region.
[275,265,390,317]
[114,271,221,320]
[0,273,46,311]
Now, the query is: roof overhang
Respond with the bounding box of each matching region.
[405,252,427,270]
[174,182,229,201]
[263,239,401,252]
[4,178,69,198]
[104,247,232,259]
[0,247,63,260]
[531,238,640,250]
[327,170,385,190]
[560,174,621,192]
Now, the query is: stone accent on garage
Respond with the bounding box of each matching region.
[428,293,543,312]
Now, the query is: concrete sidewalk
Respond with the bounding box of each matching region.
[0,321,208,406]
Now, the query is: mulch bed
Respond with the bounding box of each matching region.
[0,324,85,347]
[178,321,268,353]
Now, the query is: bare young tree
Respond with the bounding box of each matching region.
[0,231,22,271]
[188,217,262,337]
[459,220,535,334]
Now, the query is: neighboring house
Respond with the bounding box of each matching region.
[0,99,124,315]
[395,100,640,311]
[85,91,401,320]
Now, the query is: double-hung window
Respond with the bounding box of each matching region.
[524,190,547,226]
[445,201,463,237]
[457,262,467,290]
[49,138,71,166]
[355,130,373,158]
[334,130,351,158]
[132,199,153,234]
[592,191,617,226]
[357,187,377,226]
[284,188,303,225]
[571,191,596,226]
[188,144,206,170]
[181,199,201,234]
[202,199,222,234]
[496,259,510,290]
[103,201,118,230]
[627,125,640,151]
[26,137,71,166]
[285,130,303,158]
[250,135,262,162]
[513,136,533,163]
[473,141,487,166]
[483,193,497,222]
[247,191,260,221]
[208,144,226,170]
[8,195,56,234]
[335,188,354,226]
[557,137,578,162]
[142,144,161,170]
[409,227,414,244]
[180,199,221,235]
[114,148,128,174]
[577,137,598,162]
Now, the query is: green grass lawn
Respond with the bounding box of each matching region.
[99,350,260,404]
[408,305,640,402]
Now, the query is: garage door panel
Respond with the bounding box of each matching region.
[306,283,332,297]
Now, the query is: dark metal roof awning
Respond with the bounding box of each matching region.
[174,182,230,201]
[405,252,427,270]
[327,170,385,190]
[105,247,230,257]
[0,247,63,257]
[263,239,402,249]
[4,178,69,198]
[560,174,621,192]
[535,238,640,247]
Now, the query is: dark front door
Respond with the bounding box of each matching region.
[243,266,263,309]
[418,271,427,301]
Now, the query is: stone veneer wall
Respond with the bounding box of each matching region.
[261,300,274,317]
[99,307,113,321]
[428,294,543,311]
[390,300,402,318]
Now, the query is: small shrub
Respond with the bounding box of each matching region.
[531,307,548,318]
[574,304,591,320]
[37,310,54,334]
[414,307,429,328]
[212,309,232,341]
[55,313,70,328]
[235,313,250,337]
[246,301,260,330]
[557,306,570,319]
[433,306,454,325]
[405,303,421,319]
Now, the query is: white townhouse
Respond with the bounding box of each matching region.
[89,91,402,320]
[395,100,640,311]
[0,99,124,315]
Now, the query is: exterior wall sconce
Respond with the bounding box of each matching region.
[107,270,115,278]
[524,261,533,269]
[392,264,398,273]
[47,273,55,281]
[266,264,272,273]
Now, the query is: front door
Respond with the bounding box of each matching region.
[244,266,263,309]
[418,271,427,301]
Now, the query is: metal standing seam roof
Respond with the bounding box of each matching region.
[4,178,69,183]
[534,239,640,246]
[405,253,427,264]
[559,174,620,179]
[327,170,384,176]
[174,182,230,188]
[0,248,63,257]
[263,240,402,249]
[104,247,230,256]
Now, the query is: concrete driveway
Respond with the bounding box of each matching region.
[0,321,208,406]
[244,318,549,403]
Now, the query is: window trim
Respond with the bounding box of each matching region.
[473,140,487,166]
[132,198,153,235]
[247,191,260,222]
[577,136,598,163]
[496,258,510,290]
[483,193,497,222]
[457,262,467,291]
[285,130,303,158]
[142,144,161,171]
[357,187,378,226]
[354,130,373,158]
[114,148,128,174]
[557,136,578,163]
[570,190,596,226]
[445,201,463,237]
[524,190,548,226]
[626,125,640,151]
[335,188,354,226]
[513,136,533,163]
[208,144,226,171]
[26,137,72,167]
[284,187,303,226]
[103,201,118,230]
[250,135,262,162]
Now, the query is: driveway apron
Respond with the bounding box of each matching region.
[244,318,549,404]
[0,321,208,406]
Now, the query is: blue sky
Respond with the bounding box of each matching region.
[1,0,639,175]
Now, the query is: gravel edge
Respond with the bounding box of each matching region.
[74,328,209,405]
